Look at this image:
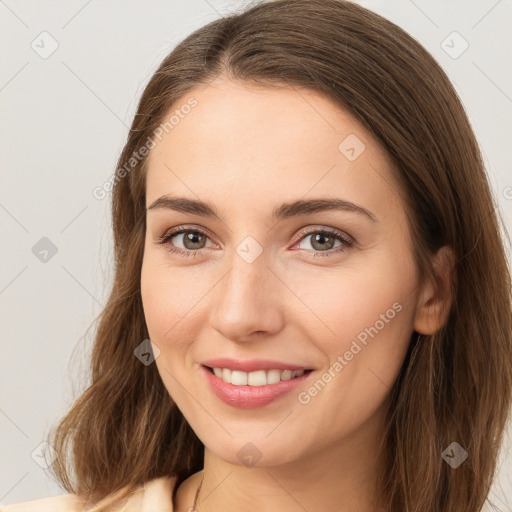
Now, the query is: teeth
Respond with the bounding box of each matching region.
[222,368,231,382]
[248,370,266,386]
[231,370,248,385]
[267,369,281,384]
[211,367,306,386]
[281,369,293,381]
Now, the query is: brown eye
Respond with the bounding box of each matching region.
[176,231,207,250]
[309,232,337,251]
[156,227,213,257]
[293,228,354,258]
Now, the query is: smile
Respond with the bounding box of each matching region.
[209,367,310,386]
[201,365,315,408]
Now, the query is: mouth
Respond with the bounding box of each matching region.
[201,364,315,408]
[204,365,314,387]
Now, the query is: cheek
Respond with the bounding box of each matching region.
[289,264,416,439]
[291,247,418,386]
[140,270,171,340]
[140,255,200,400]
[290,255,416,343]
[140,249,210,356]
[141,249,182,345]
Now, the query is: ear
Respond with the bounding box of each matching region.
[414,245,456,335]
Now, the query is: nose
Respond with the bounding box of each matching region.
[208,250,285,342]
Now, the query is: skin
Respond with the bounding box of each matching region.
[140,76,454,512]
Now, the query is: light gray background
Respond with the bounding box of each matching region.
[1,0,511,508]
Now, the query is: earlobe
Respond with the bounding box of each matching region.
[414,245,456,335]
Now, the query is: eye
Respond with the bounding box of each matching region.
[155,225,354,258]
[156,225,213,258]
[292,227,354,258]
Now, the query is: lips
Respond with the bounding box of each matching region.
[201,364,314,408]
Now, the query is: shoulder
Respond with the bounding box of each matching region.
[0,476,177,512]
[0,493,85,512]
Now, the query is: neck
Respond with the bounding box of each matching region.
[192,401,390,512]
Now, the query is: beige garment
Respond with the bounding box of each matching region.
[0,477,497,512]
[0,476,177,512]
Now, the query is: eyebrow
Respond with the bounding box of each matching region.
[146,195,377,223]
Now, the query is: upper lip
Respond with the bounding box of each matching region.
[202,358,313,373]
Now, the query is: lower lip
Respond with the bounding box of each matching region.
[201,365,313,408]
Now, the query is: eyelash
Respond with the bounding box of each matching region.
[156,224,354,259]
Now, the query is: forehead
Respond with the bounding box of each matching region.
[145,78,404,221]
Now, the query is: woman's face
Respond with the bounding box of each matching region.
[141,77,430,467]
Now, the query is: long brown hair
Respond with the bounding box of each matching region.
[46,1,512,510]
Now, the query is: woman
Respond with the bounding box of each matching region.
[3,0,510,511]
